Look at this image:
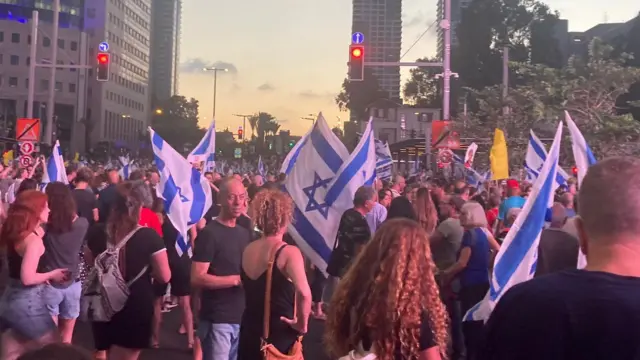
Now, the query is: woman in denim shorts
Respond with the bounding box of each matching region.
[0,190,70,360]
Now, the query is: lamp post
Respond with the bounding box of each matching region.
[203,67,228,119]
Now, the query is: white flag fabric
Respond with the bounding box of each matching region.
[564,111,596,269]
[464,122,563,322]
[150,127,212,257]
[284,114,353,272]
[188,120,216,172]
[118,156,135,180]
[464,142,478,168]
[280,121,318,176]
[525,130,569,187]
[42,140,68,184]
[258,155,265,177]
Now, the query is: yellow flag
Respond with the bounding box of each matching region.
[490,128,509,180]
[3,150,13,166]
[74,152,79,162]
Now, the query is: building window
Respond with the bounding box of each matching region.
[10,55,19,66]
[0,32,4,42]
[43,37,51,47]
[27,35,31,44]
[40,79,49,91]
[25,78,29,88]
[55,82,63,91]
[9,77,18,87]
[26,57,30,66]
[70,41,78,51]
[70,61,76,72]
[11,33,19,43]
[87,8,96,18]
[69,83,76,93]
[57,39,64,49]
[0,54,3,64]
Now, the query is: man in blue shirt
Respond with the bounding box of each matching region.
[497,179,525,232]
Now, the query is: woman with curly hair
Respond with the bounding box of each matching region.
[325,218,449,360]
[238,188,311,360]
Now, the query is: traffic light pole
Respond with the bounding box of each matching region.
[44,0,60,145]
[26,10,38,119]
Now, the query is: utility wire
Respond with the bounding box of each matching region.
[401,19,438,60]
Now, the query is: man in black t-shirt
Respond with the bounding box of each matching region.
[482,157,640,360]
[73,168,98,224]
[191,178,251,360]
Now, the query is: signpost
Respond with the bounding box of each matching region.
[19,155,33,167]
[20,142,35,155]
[352,32,364,44]
[16,118,41,142]
[98,41,109,52]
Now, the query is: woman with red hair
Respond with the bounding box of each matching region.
[0,190,70,360]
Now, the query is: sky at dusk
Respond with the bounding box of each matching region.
[178,0,636,136]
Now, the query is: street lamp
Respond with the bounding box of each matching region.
[155,109,163,115]
[203,67,229,119]
[301,113,315,125]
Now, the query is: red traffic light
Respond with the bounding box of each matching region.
[97,53,109,64]
[351,47,363,58]
[572,166,578,175]
[238,128,243,139]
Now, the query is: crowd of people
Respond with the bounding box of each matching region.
[0,155,638,360]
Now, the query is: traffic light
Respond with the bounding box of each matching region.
[572,166,578,176]
[97,53,110,81]
[348,45,364,81]
[289,140,295,148]
[237,127,243,139]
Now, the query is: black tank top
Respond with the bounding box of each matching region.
[7,246,23,280]
[240,244,298,341]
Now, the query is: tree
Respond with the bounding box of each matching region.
[247,112,280,153]
[335,68,387,122]
[331,126,344,140]
[611,13,640,120]
[453,0,560,92]
[455,39,640,166]
[215,129,238,158]
[402,57,442,107]
[151,96,204,151]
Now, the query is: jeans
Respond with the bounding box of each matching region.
[197,322,240,360]
[43,281,82,319]
[0,280,56,340]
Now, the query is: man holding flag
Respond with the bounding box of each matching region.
[481,157,640,359]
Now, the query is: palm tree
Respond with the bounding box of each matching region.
[249,112,277,152]
[248,116,258,139]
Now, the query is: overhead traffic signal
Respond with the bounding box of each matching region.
[348,45,364,81]
[572,166,578,176]
[97,53,110,81]
[237,127,243,139]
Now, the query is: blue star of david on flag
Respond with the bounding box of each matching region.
[303,172,332,219]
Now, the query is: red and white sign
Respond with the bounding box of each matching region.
[438,148,454,166]
[20,141,35,155]
[19,155,33,167]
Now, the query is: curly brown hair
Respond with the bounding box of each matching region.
[325,218,449,360]
[249,188,293,236]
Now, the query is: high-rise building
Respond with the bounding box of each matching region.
[436,0,473,58]
[150,0,181,102]
[0,1,85,149]
[83,0,152,150]
[352,0,402,104]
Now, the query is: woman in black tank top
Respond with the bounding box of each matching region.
[238,189,311,360]
[0,190,70,360]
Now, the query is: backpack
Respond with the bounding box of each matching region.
[80,226,147,322]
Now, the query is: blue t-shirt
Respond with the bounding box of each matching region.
[498,196,526,223]
[458,227,491,286]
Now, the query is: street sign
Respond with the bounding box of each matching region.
[352,32,364,44]
[19,155,33,167]
[98,41,109,52]
[438,148,454,166]
[16,118,41,142]
[20,142,35,155]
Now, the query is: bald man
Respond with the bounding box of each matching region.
[482,157,640,359]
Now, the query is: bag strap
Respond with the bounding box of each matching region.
[126,265,149,287]
[112,226,143,251]
[262,243,288,341]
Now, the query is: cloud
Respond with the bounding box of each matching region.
[257,83,275,91]
[180,58,238,74]
[298,90,334,99]
[403,12,433,28]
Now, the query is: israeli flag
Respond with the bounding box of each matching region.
[188,120,216,172]
[280,125,313,176]
[564,111,596,186]
[284,114,352,272]
[42,140,68,184]
[464,122,563,322]
[258,155,266,177]
[564,111,595,269]
[525,130,569,187]
[149,127,213,257]
[118,156,134,180]
[453,153,489,188]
